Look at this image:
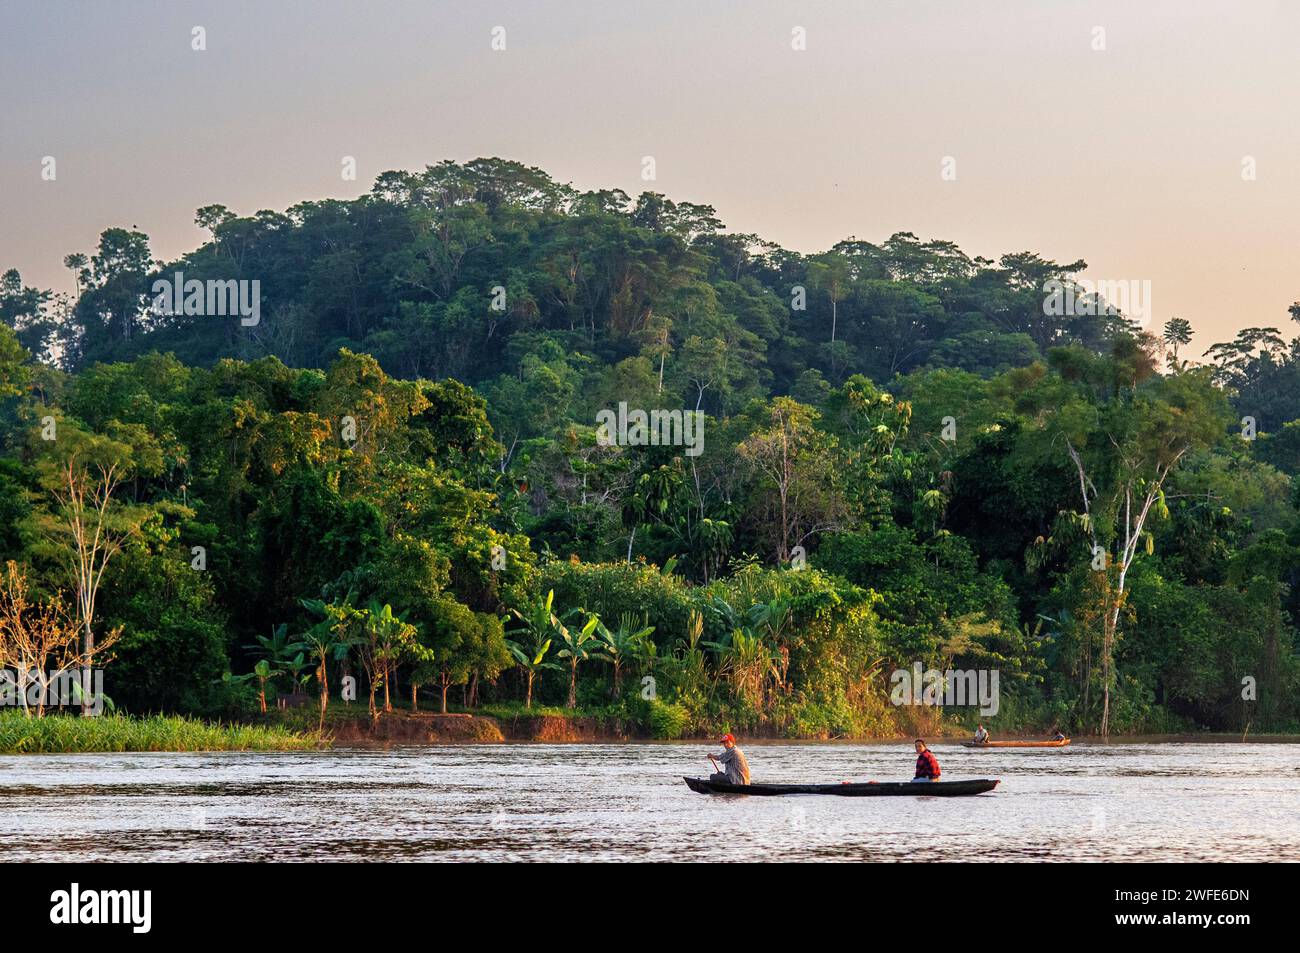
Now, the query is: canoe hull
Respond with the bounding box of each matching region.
[961,739,1070,748]
[683,777,999,797]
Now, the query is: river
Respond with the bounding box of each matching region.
[2,742,1297,861]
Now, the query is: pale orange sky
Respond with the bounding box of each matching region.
[2,0,1298,355]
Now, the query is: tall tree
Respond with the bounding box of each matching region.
[735,397,848,564]
[1033,354,1229,736]
[27,418,161,710]
[807,252,851,344]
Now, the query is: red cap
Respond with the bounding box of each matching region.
[720,733,735,744]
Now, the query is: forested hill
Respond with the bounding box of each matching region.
[6,158,1300,430]
[3,158,1142,382]
[2,158,1299,736]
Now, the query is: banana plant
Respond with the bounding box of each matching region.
[504,633,558,709]
[223,658,281,715]
[555,610,604,708]
[300,595,365,730]
[595,612,655,699]
[363,601,417,715]
[506,589,565,708]
[245,623,309,698]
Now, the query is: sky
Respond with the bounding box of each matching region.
[2,0,1298,354]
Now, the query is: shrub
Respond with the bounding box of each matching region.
[647,699,689,740]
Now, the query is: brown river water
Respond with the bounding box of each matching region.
[1,742,1297,862]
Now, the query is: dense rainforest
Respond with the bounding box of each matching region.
[2,158,1298,737]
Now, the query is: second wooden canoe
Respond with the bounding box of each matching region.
[961,738,1070,748]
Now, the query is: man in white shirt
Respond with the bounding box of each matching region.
[708,733,751,785]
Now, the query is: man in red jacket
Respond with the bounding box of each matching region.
[912,739,941,782]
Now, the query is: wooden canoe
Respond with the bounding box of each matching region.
[683,777,999,796]
[961,738,1070,748]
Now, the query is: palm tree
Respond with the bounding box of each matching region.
[62,252,88,296]
[712,629,780,704]
[671,608,711,703]
[751,597,792,694]
[632,629,659,682]
[690,518,733,583]
[556,611,603,709]
[506,590,564,708]
[1162,317,1194,369]
[703,598,782,708]
[595,612,655,698]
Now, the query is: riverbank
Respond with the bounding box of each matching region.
[269,693,1024,744]
[270,702,648,744]
[265,703,1300,746]
[273,700,951,744]
[0,711,321,753]
[6,707,1293,754]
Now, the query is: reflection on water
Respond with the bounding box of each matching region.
[2,742,1297,861]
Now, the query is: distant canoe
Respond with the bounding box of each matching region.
[683,777,999,796]
[961,739,1070,748]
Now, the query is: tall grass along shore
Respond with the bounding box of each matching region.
[0,712,322,754]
